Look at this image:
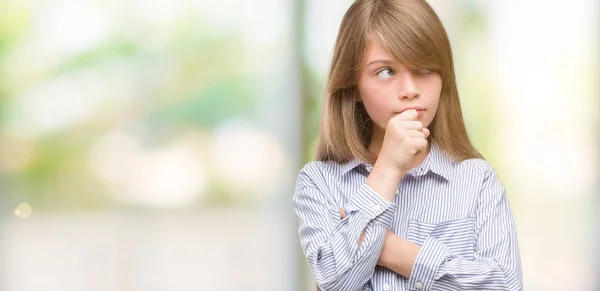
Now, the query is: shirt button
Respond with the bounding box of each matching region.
[383,283,390,291]
[415,281,423,289]
[372,204,381,212]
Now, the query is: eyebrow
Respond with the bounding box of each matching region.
[366,59,394,66]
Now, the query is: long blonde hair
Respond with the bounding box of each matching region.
[315,0,482,164]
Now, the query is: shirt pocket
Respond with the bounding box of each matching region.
[406,217,476,260]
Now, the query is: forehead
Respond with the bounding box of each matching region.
[364,40,393,62]
[362,33,399,65]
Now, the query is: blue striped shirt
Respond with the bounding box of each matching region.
[293,143,523,291]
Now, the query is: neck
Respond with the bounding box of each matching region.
[368,125,430,170]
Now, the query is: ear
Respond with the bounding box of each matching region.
[354,93,362,102]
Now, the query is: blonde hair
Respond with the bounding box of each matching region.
[315,0,482,164]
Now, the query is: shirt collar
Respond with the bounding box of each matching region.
[417,142,454,180]
[340,158,363,175]
[340,142,454,180]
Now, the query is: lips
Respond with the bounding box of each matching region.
[399,106,425,113]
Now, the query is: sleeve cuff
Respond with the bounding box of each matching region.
[321,209,386,273]
[407,236,452,290]
[344,183,397,227]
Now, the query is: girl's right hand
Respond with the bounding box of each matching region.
[377,109,429,174]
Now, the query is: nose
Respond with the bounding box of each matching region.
[397,71,419,100]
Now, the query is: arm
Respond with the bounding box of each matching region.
[378,167,523,290]
[293,163,402,291]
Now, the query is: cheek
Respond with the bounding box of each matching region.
[423,78,442,125]
[424,77,442,106]
[359,80,390,109]
[358,83,391,125]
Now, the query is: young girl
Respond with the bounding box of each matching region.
[293,0,523,290]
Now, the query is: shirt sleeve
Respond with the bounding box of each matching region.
[407,166,523,291]
[293,163,398,291]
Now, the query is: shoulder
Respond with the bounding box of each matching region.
[454,158,497,179]
[449,158,505,193]
[293,160,347,204]
[454,158,507,204]
[296,160,345,185]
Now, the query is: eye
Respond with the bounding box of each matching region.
[375,68,395,79]
[416,68,433,75]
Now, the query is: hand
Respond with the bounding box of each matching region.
[377,109,429,173]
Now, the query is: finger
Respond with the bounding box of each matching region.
[422,128,430,138]
[413,138,428,154]
[407,129,426,138]
[395,109,418,121]
[387,111,418,129]
[339,208,346,219]
[397,120,423,130]
[390,121,423,133]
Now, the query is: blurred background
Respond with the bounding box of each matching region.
[0,0,597,290]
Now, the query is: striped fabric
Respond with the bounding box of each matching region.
[293,143,522,291]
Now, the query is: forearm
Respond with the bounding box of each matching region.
[308,221,389,291]
[379,234,521,290]
[366,161,405,202]
[378,233,421,278]
[296,178,399,290]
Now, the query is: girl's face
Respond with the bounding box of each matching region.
[357,38,442,131]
